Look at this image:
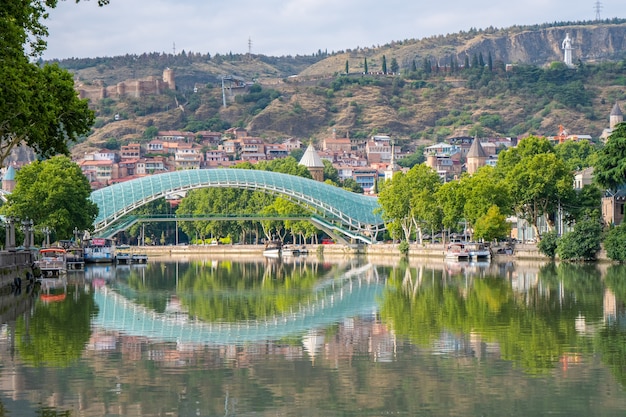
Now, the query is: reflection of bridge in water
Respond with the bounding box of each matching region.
[92,264,385,344]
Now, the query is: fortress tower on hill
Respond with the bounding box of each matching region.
[77,68,175,101]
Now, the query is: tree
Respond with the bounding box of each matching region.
[1,156,98,239]
[0,1,106,167]
[364,57,368,74]
[473,206,511,242]
[390,57,399,74]
[497,137,573,239]
[594,123,626,191]
[537,230,559,259]
[436,180,465,240]
[556,218,603,261]
[604,224,626,262]
[378,164,441,243]
[460,166,511,237]
[555,139,597,171]
[382,55,387,74]
[345,60,349,74]
[322,159,339,183]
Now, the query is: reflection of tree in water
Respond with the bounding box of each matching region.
[379,262,605,374]
[175,259,331,322]
[121,259,330,321]
[15,284,97,367]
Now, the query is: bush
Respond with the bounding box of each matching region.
[537,230,559,259]
[556,219,603,261]
[604,224,626,262]
[398,240,410,256]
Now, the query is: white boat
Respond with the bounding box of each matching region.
[36,247,67,277]
[263,241,282,258]
[466,242,492,261]
[281,245,309,257]
[116,245,132,264]
[84,238,116,263]
[445,242,470,261]
[65,246,85,270]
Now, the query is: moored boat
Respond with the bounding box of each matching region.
[466,242,492,261]
[263,241,282,258]
[36,247,67,277]
[84,237,116,263]
[116,244,132,264]
[445,242,470,261]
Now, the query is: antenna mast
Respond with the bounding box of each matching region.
[594,1,602,20]
[172,42,176,55]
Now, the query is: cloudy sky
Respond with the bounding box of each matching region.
[43,0,625,60]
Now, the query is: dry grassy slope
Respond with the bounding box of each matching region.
[74,23,626,154]
[299,23,626,78]
[75,77,616,158]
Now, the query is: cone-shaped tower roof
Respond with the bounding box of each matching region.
[611,102,623,117]
[299,144,324,168]
[467,137,487,158]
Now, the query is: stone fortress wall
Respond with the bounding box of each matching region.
[77,68,175,101]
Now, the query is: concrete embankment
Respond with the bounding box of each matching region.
[134,242,559,261]
[134,242,614,264]
[0,251,34,287]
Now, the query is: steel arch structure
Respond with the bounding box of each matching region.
[90,169,384,243]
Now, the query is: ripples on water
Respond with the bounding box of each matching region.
[1,258,626,416]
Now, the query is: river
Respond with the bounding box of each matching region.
[1,255,626,416]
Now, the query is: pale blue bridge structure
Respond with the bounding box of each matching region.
[89,169,384,244]
[92,264,384,344]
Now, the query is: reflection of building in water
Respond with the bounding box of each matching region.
[604,288,617,325]
[165,295,189,324]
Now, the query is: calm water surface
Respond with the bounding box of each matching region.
[2,255,626,416]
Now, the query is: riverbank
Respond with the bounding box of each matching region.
[134,241,613,263]
[137,242,545,259]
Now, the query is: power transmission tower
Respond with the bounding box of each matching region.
[594,1,602,20]
[172,42,176,55]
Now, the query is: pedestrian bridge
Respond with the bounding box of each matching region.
[89,169,384,243]
[92,264,384,344]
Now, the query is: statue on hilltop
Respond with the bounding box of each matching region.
[562,33,573,67]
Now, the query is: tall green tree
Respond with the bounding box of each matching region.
[473,205,511,242]
[382,55,387,74]
[594,122,626,191]
[497,137,573,240]
[364,57,368,74]
[377,164,441,243]
[555,140,597,171]
[460,166,511,235]
[436,180,465,239]
[1,156,98,239]
[390,57,399,74]
[0,1,106,167]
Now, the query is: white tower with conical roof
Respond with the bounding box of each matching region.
[299,144,325,181]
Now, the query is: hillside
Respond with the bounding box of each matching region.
[60,20,626,156]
